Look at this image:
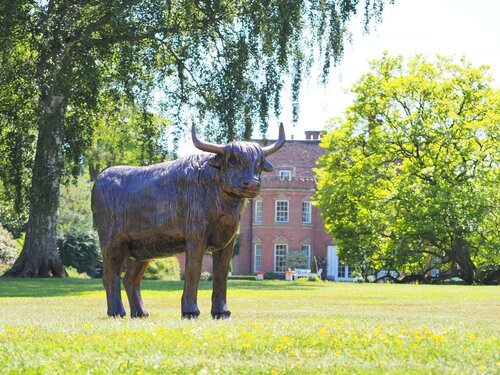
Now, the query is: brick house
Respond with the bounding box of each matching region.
[178,130,354,280]
[232,131,354,280]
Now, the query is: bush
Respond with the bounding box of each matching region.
[316,257,327,280]
[65,266,91,279]
[264,272,284,280]
[311,256,319,274]
[285,250,309,269]
[143,257,180,280]
[0,224,21,274]
[57,177,103,277]
[58,229,102,278]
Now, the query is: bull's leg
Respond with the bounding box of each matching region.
[211,240,234,319]
[123,259,150,318]
[102,245,127,317]
[181,242,205,319]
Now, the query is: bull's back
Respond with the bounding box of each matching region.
[91,160,202,249]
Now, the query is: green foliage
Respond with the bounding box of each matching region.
[143,258,180,281]
[285,250,309,269]
[87,97,171,179]
[315,54,500,284]
[311,256,319,274]
[0,0,392,210]
[0,280,498,373]
[316,256,327,280]
[0,184,27,238]
[0,224,21,274]
[65,266,92,279]
[58,229,101,278]
[264,272,284,280]
[57,178,102,277]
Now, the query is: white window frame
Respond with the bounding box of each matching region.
[275,200,289,223]
[301,244,311,268]
[278,169,292,181]
[254,243,262,272]
[255,200,263,224]
[337,259,353,280]
[302,201,312,224]
[274,244,288,273]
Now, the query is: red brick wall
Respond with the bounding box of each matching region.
[234,185,332,274]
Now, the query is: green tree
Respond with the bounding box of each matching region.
[1,0,391,277]
[87,95,170,180]
[315,54,500,285]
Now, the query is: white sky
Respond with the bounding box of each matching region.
[275,0,500,141]
[177,0,500,154]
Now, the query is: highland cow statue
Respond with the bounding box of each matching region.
[91,123,285,319]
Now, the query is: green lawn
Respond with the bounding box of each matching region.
[0,279,498,374]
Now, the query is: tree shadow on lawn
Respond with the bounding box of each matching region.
[0,278,317,298]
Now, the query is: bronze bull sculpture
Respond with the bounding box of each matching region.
[91,123,285,319]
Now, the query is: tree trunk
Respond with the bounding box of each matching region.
[450,237,477,284]
[3,94,67,278]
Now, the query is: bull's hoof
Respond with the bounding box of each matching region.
[212,312,231,320]
[107,303,126,318]
[182,312,200,320]
[107,312,126,318]
[131,312,149,319]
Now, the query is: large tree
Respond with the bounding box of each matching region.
[1,1,393,277]
[315,54,500,284]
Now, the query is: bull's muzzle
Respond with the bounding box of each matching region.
[243,178,261,191]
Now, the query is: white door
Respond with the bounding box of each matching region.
[327,245,338,279]
[327,245,354,281]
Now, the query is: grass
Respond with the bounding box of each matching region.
[0,279,498,374]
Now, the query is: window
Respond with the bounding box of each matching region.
[274,244,288,272]
[302,201,312,224]
[275,200,289,223]
[278,169,292,181]
[255,200,263,224]
[337,259,353,279]
[254,244,262,272]
[301,245,311,267]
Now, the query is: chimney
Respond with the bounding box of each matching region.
[305,130,321,140]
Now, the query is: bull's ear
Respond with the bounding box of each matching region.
[210,155,224,169]
[263,160,274,172]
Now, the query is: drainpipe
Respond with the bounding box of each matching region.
[249,199,254,274]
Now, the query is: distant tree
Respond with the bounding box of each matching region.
[315,54,500,284]
[0,224,21,275]
[1,0,392,277]
[87,95,170,180]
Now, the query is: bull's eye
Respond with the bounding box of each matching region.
[229,155,237,166]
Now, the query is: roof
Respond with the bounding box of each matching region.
[259,139,325,180]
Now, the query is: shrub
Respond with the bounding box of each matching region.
[264,272,284,280]
[0,224,21,274]
[58,229,102,278]
[143,257,180,280]
[65,266,91,279]
[285,250,309,269]
[316,257,327,280]
[311,256,319,274]
[57,177,103,278]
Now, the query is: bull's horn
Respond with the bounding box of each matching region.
[263,122,286,156]
[191,123,224,154]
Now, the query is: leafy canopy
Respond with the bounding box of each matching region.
[0,0,392,224]
[315,54,500,283]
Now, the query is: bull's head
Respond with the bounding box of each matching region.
[192,123,285,198]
